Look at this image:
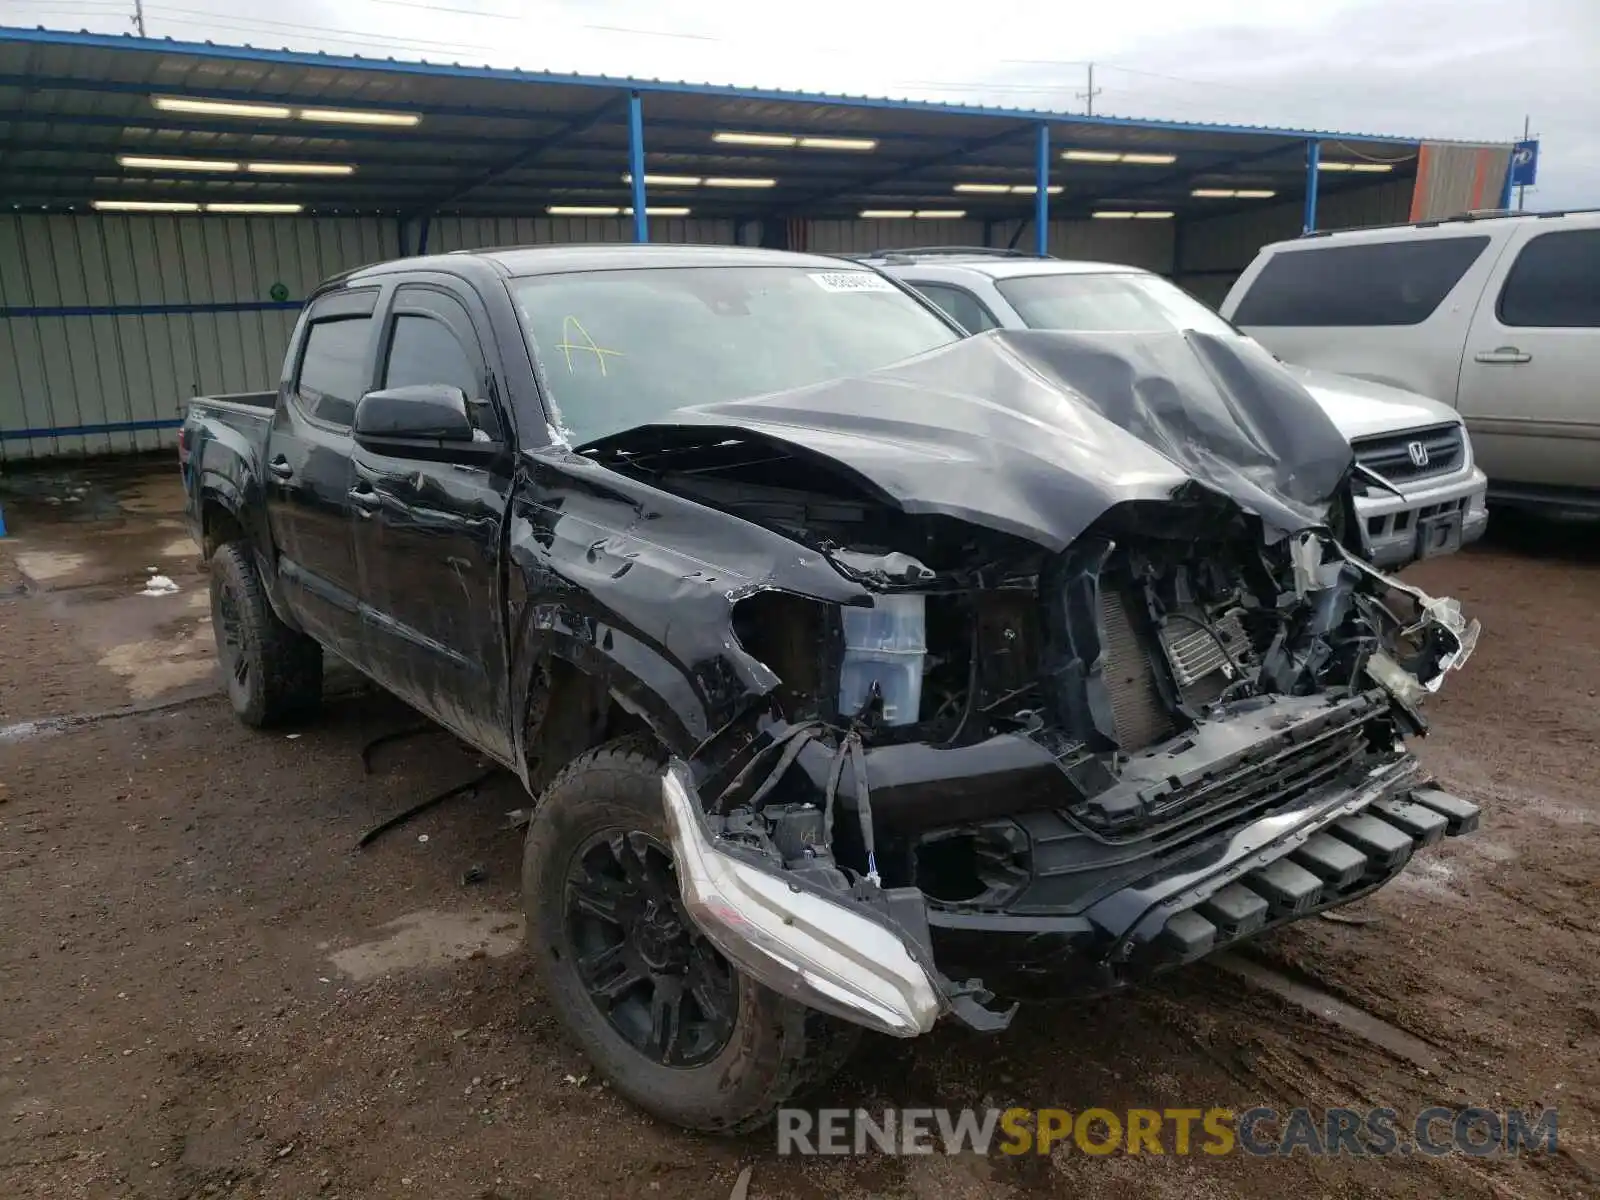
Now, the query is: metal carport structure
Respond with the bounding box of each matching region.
[0,24,1513,459]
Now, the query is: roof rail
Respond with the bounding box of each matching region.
[859,245,1053,261]
[1298,206,1600,240]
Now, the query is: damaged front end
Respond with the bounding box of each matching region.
[576,330,1483,1038]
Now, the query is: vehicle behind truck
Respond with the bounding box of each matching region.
[862,248,1490,568]
[181,244,1482,1135]
[1221,208,1600,513]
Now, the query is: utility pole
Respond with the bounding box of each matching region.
[1517,114,1530,211]
[132,0,147,37]
[1077,63,1102,117]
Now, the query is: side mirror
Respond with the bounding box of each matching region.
[354,384,475,442]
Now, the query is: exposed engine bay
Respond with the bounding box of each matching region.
[582,329,1482,1038]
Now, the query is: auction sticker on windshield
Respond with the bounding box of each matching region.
[809,271,897,293]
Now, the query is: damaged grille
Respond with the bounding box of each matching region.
[1099,585,1176,752]
[1352,423,1464,484]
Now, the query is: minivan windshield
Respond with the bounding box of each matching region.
[995,271,1243,339]
[512,266,959,446]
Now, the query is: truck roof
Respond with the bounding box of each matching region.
[338,243,857,287]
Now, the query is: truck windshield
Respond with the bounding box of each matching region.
[995,271,1243,340]
[511,266,958,446]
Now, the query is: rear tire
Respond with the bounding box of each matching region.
[209,540,323,728]
[522,737,858,1133]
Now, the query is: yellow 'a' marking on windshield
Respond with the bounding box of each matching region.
[555,315,624,376]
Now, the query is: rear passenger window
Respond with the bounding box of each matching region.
[296,316,373,428]
[1497,229,1600,327]
[1231,236,1490,327]
[909,282,999,333]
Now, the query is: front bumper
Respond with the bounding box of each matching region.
[661,761,945,1038]
[1356,466,1489,567]
[662,696,1480,1034]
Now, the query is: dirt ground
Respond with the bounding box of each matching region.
[2,459,1597,1200]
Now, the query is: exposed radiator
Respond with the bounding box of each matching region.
[1099,585,1176,752]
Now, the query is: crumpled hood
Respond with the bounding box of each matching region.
[1283,364,1464,441]
[585,329,1356,553]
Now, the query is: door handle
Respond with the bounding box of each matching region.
[1474,347,1532,365]
[267,457,294,480]
[348,485,382,516]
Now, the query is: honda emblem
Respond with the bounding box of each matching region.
[1407,440,1430,468]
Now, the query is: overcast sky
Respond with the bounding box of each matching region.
[10,0,1597,206]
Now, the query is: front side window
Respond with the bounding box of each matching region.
[909,282,1000,334]
[512,266,958,445]
[1230,236,1490,327]
[384,314,480,399]
[296,315,374,428]
[1497,228,1600,328]
[995,271,1239,338]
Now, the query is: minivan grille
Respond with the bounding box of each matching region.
[1352,423,1464,484]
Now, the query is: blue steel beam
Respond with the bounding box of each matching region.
[0,27,1432,146]
[1033,121,1050,256]
[628,92,648,243]
[1303,139,1321,233]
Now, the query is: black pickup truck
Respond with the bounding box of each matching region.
[181,243,1482,1133]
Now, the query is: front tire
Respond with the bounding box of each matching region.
[209,541,323,728]
[522,737,858,1133]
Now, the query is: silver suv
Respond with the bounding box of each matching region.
[862,248,1489,569]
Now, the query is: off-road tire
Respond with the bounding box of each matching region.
[209,540,323,728]
[522,737,859,1133]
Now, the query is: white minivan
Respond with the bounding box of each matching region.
[1221,210,1600,512]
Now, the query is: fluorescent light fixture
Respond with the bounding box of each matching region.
[1318,162,1352,171]
[1096,210,1175,219]
[118,154,240,172]
[954,183,1064,195]
[1191,188,1235,198]
[797,136,877,151]
[547,205,623,216]
[1063,149,1176,165]
[1318,161,1392,173]
[621,173,703,187]
[93,200,202,212]
[714,131,877,151]
[623,206,693,216]
[298,107,420,127]
[1135,211,1174,219]
[205,203,304,214]
[914,210,966,218]
[859,209,915,218]
[1191,187,1278,199]
[1092,210,1136,219]
[713,131,797,147]
[246,162,356,176]
[1235,188,1277,198]
[702,176,777,188]
[153,96,291,119]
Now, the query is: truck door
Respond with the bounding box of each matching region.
[349,283,514,763]
[1455,222,1600,493]
[264,287,378,661]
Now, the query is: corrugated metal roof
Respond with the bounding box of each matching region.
[0,24,1473,218]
